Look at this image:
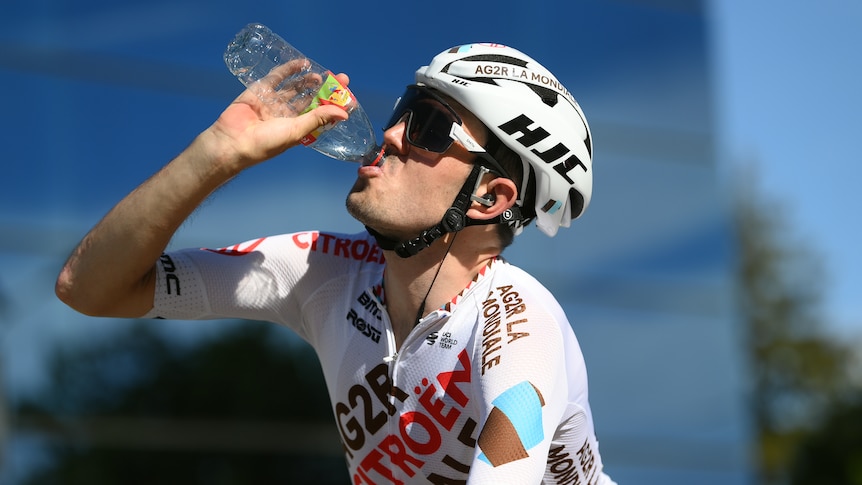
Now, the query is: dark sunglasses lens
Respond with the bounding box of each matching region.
[384,88,458,153]
[384,87,424,131]
[404,102,455,152]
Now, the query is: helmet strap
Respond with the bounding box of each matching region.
[392,163,483,258]
[366,163,528,258]
[364,164,478,258]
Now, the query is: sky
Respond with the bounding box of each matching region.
[711,0,862,336]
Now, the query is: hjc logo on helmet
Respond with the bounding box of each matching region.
[497,113,589,185]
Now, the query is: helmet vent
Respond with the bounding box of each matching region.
[568,187,585,219]
[460,54,529,68]
[527,84,559,108]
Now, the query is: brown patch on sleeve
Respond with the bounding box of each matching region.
[477,407,529,466]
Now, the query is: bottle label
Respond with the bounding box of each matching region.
[300,72,355,146]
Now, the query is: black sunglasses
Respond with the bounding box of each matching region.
[385,85,465,153]
[384,85,510,177]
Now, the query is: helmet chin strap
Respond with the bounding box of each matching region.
[366,164,524,258]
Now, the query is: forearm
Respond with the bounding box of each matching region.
[56,129,239,317]
[56,85,350,317]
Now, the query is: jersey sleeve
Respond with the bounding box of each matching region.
[465,280,614,484]
[142,231,385,341]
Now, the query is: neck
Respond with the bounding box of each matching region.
[382,228,500,349]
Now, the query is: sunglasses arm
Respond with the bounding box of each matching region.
[450,122,511,181]
[449,123,485,153]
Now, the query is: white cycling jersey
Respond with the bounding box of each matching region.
[144,230,615,485]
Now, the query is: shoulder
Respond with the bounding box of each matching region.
[279,230,386,265]
[484,259,566,322]
[172,230,385,292]
[194,230,386,267]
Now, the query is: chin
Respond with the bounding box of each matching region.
[345,193,376,226]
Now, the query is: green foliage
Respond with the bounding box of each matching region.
[17,320,350,484]
[789,397,862,485]
[734,179,858,484]
[25,448,348,485]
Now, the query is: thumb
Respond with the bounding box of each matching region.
[297,104,350,135]
[249,103,353,161]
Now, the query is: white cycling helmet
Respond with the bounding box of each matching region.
[415,43,593,237]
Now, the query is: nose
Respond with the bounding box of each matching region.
[382,113,410,155]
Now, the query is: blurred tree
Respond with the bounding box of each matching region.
[0,282,9,471]
[16,320,350,485]
[789,396,862,485]
[734,175,856,484]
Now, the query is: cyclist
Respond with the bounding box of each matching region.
[57,43,615,484]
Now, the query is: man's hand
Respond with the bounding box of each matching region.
[205,72,351,174]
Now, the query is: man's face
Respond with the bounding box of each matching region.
[345,89,484,242]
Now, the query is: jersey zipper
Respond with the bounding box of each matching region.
[382,311,445,406]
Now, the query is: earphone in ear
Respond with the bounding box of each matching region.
[475,193,496,207]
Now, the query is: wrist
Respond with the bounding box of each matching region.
[189,127,248,181]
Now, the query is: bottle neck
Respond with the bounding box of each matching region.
[360,145,386,166]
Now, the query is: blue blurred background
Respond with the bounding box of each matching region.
[1,0,860,483]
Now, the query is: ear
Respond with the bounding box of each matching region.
[466,177,518,221]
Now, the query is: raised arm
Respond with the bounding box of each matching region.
[55,76,350,318]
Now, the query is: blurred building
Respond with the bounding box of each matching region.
[0,0,750,483]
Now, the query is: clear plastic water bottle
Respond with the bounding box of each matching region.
[224,23,381,163]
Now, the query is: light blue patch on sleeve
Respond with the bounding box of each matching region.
[477,381,544,465]
[493,381,544,448]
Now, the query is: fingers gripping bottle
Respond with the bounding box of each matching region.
[224,23,382,163]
